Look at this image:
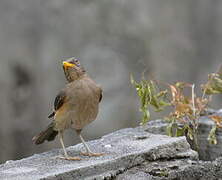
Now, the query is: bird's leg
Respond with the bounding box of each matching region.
[76,129,104,157]
[58,132,81,160]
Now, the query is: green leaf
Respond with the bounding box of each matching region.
[166,120,177,137]
[208,125,217,145]
[203,74,222,95]
[131,76,171,125]
[166,122,173,137]
[140,109,150,125]
[131,74,153,125]
[176,126,185,137]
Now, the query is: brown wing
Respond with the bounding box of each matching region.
[48,90,67,118]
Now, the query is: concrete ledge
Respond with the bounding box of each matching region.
[145,109,222,161]
[117,157,222,180]
[0,127,197,180]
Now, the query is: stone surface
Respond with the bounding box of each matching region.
[197,110,222,160]
[0,127,197,180]
[117,157,222,180]
[145,109,222,161]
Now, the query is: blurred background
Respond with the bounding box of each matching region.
[0,0,222,163]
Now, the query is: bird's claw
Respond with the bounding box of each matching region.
[80,152,104,157]
[57,156,81,161]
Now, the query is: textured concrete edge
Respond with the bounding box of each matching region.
[115,157,222,180]
[43,136,198,179]
[0,127,198,180]
[144,109,222,161]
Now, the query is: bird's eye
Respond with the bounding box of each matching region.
[74,59,80,66]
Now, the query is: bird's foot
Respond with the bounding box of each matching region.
[80,152,104,157]
[57,156,81,161]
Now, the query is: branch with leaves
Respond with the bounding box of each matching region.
[131,65,222,147]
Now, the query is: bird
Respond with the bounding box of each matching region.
[32,57,103,160]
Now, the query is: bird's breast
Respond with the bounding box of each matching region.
[54,78,101,131]
[70,92,99,130]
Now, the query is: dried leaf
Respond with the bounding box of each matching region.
[175,82,192,89]
[209,115,222,128]
[175,103,192,115]
[169,84,178,103]
[195,97,208,113]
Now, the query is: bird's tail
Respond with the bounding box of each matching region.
[32,122,58,145]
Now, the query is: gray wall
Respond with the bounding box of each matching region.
[0,0,222,163]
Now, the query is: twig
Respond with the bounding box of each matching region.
[202,88,206,100]
[191,84,196,116]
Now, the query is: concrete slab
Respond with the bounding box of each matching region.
[0,127,197,180]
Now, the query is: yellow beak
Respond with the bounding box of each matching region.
[62,61,76,68]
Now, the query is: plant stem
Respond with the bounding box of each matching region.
[192,84,196,117]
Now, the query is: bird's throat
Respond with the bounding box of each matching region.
[64,70,86,83]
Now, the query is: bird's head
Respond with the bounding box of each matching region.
[62,57,86,82]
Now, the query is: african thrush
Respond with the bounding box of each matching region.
[32,57,103,160]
